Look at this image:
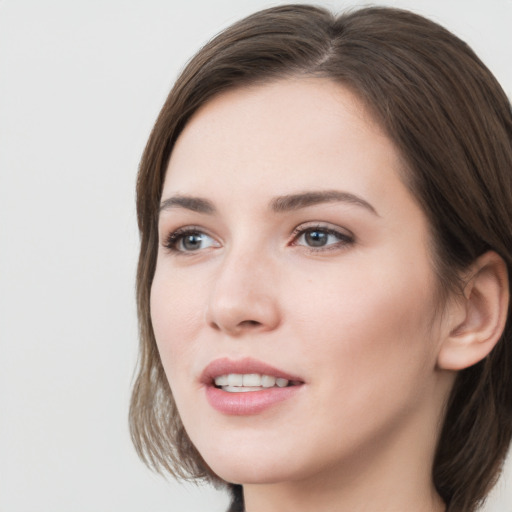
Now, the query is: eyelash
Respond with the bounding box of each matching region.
[291,224,355,252]
[162,224,355,254]
[163,226,216,253]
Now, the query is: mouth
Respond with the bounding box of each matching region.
[201,357,304,390]
[201,357,304,415]
[213,373,301,393]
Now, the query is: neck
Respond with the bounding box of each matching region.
[243,478,445,512]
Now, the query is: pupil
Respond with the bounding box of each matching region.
[305,230,327,247]
[183,234,202,250]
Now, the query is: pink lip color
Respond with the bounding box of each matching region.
[201,357,304,416]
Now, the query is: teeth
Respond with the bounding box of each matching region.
[243,374,261,386]
[214,373,290,390]
[227,374,243,386]
[215,375,229,386]
[223,386,264,393]
[261,375,276,388]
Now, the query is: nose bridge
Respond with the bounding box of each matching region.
[206,240,280,335]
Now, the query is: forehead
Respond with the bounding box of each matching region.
[163,78,405,209]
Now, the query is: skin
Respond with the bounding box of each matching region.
[150,78,457,511]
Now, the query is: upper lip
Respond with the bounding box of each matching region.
[200,357,304,385]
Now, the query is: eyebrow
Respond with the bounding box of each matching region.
[159,189,378,216]
[270,190,379,215]
[159,195,215,214]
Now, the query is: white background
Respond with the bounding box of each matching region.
[1,1,511,511]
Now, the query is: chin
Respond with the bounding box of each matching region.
[212,462,297,486]
[196,440,314,485]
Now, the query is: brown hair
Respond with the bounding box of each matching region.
[129,5,512,512]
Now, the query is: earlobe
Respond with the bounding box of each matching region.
[437,251,509,371]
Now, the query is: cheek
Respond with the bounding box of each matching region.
[149,265,205,381]
[277,258,441,458]
[286,251,439,389]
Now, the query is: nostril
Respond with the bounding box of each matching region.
[207,319,262,332]
[240,320,262,327]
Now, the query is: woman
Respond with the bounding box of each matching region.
[129,5,512,511]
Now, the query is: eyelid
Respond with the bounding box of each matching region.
[160,221,354,255]
[162,225,221,254]
[290,222,355,250]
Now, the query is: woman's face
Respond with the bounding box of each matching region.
[151,79,453,486]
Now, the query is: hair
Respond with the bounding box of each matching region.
[129,5,512,512]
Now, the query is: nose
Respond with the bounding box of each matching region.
[205,249,281,336]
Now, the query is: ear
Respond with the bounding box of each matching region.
[437,251,509,371]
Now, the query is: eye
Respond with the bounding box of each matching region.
[164,228,219,253]
[292,225,354,250]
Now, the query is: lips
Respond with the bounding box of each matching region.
[200,357,303,385]
[201,357,304,415]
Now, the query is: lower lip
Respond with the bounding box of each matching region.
[205,385,302,415]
